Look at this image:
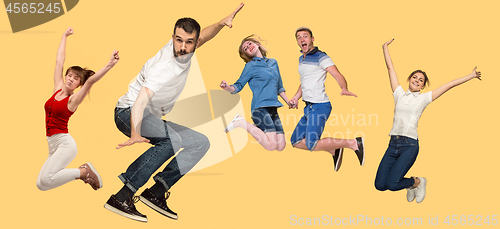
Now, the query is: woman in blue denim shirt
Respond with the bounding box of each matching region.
[220,35,291,151]
[375,39,482,203]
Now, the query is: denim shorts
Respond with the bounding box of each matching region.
[251,107,284,134]
[290,101,332,151]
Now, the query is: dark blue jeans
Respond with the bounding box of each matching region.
[114,107,210,193]
[374,135,419,191]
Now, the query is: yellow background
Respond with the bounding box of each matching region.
[1,0,499,228]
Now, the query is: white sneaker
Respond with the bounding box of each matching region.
[406,187,416,202]
[223,113,243,133]
[415,177,427,203]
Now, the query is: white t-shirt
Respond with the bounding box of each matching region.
[298,48,335,103]
[389,85,433,140]
[116,39,192,118]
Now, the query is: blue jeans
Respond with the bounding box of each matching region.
[251,107,284,134]
[290,102,332,151]
[374,136,419,191]
[114,107,210,192]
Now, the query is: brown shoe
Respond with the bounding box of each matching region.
[79,163,103,190]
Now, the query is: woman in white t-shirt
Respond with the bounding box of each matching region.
[374,39,482,203]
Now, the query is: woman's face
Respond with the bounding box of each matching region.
[242,41,262,58]
[65,71,81,90]
[408,72,426,92]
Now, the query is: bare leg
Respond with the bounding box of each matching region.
[411,177,421,188]
[293,138,358,156]
[275,134,286,151]
[231,117,279,151]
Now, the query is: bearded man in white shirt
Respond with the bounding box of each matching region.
[104,3,244,222]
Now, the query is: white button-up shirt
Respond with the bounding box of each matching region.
[389,85,433,140]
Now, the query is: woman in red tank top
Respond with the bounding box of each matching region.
[36,27,120,191]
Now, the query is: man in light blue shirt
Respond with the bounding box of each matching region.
[289,27,365,172]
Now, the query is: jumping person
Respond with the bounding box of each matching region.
[374,39,482,203]
[37,27,119,191]
[289,27,365,172]
[104,3,244,222]
[220,35,291,151]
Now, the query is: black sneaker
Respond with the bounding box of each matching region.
[332,148,344,172]
[354,137,365,166]
[140,188,178,220]
[104,195,147,222]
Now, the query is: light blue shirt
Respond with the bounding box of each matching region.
[231,57,286,113]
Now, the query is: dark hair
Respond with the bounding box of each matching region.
[173,18,201,40]
[295,27,313,38]
[65,66,95,86]
[239,34,268,63]
[407,70,430,88]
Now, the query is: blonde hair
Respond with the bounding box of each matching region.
[238,34,268,63]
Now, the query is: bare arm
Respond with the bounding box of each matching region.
[53,27,73,93]
[219,80,236,93]
[117,87,154,149]
[432,67,482,101]
[383,39,400,92]
[326,65,357,97]
[279,91,291,107]
[67,51,120,111]
[197,3,244,48]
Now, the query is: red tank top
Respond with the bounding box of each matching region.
[44,89,75,136]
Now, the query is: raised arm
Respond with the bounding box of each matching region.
[326,65,357,97]
[431,67,482,101]
[197,3,244,48]
[117,87,154,149]
[383,39,400,92]
[54,27,73,93]
[67,51,120,111]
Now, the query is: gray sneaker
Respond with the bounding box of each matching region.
[415,177,427,203]
[406,187,416,202]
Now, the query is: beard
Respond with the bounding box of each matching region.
[173,46,196,63]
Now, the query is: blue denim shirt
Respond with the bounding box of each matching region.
[231,57,286,113]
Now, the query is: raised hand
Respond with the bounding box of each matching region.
[383,38,394,47]
[109,50,120,66]
[220,80,228,89]
[221,3,244,28]
[64,27,74,37]
[472,66,482,81]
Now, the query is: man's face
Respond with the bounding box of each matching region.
[172,27,198,58]
[296,31,314,54]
